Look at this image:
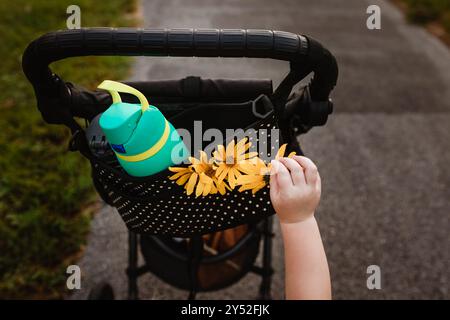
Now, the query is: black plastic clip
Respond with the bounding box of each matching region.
[252,94,273,119]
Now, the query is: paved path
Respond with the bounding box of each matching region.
[71,0,449,299]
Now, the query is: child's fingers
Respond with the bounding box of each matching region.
[293,156,318,185]
[278,157,306,185]
[269,166,279,197]
[316,171,321,191]
[273,160,293,188]
[270,159,279,176]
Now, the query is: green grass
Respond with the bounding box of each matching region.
[0,0,136,298]
[404,0,450,32]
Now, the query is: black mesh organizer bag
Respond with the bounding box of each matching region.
[92,85,289,237]
[22,28,338,238]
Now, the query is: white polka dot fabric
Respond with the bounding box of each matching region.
[91,112,295,237]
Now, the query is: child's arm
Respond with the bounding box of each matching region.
[270,156,331,300]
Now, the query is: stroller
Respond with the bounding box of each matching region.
[22,28,338,300]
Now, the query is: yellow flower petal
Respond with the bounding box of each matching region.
[224,182,232,191]
[176,173,191,185]
[225,140,236,160]
[217,165,229,182]
[216,145,226,161]
[240,181,263,190]
[199,173,213,184]
[237,161,256,174]
[215,164,225,179]
[228,168,237,188]
[238,185,250,192]
[202,182,212,196]
[216,181,226,195]
[235,174,260,185]
[243,151,258,160]
[235,138,248,154]
[196,182,204,197]
[169,167,188,172]
[238,158,267,174]
[276,143,287,159]
[251,182,267,194]
[236,140,251,155]
[169,170,189,180]
[189,156,200,165]
[237,180,266,193]
[192,162,210,174]
[186,173,198,195]
[199,151,208,164]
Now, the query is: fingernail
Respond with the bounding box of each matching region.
[271,160,278,174]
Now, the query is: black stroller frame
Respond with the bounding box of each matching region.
[22,28,338,300]
[125,217,274,300]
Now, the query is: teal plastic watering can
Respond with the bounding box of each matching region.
[98,80,189,177]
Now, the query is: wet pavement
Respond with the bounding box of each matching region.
[71,0,449,299]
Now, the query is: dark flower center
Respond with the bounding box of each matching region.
[205,166,215,177]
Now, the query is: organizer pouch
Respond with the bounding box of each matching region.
[89,93,301,237]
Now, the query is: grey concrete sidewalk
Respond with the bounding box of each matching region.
[71,0,449,299]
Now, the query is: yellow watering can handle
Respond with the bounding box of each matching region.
[98,80,150,112]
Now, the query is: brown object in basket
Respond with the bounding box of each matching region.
[197,225,250,288]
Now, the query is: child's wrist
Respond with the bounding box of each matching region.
[278,212,316,226]
[280,215,318,240]
[280,215,317,234]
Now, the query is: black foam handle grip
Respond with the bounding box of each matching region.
[26,28,308,61]
[22,28,337,101]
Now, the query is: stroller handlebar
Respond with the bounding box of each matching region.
[22,27,337,101]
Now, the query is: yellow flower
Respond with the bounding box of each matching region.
[235,157,270,194]
[169,151,230,197]
[234,143,296,194]
[274,143,296,160]
[168,166,194,187]
[169,142,296,196]
[213,137,258,189]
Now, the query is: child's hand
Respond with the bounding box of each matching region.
[270,156,321,224]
